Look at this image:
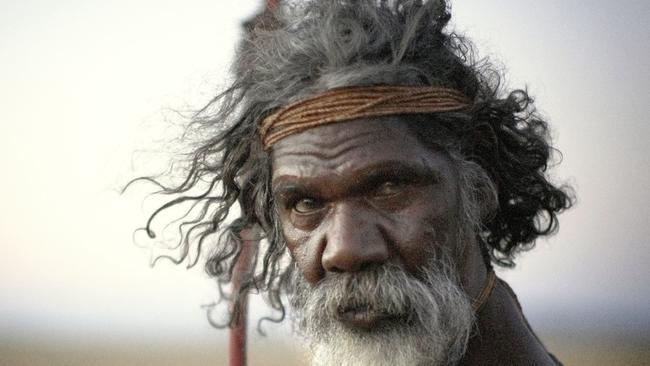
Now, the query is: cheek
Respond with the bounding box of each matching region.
[281,224,307,263]
[385,195,459,272]
[281,224,300,254]
[281,223,325,285]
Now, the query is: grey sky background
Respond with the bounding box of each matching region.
[1,0,648,348]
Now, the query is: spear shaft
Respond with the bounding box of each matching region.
[228,227,257,366]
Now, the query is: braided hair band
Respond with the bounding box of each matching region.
[260,85,471,149]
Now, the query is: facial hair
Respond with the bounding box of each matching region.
[289,256,474,366]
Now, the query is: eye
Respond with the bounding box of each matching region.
[293,197,325,214]
[374,181,405,197]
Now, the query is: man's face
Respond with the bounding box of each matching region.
[270,118,473,365]
[271,117,462,284]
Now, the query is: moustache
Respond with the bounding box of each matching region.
[291,262,455,331]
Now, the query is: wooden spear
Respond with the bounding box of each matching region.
[228,226,257,366]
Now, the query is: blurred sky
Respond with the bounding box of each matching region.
[1,0,648,349]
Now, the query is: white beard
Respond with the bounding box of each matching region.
[309,324,447,366]
[289,259,474,366]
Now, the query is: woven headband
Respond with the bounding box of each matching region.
[259,85,470,149]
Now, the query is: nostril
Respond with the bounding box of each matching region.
[328,266,344,274]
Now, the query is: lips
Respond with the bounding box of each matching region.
[338,306,395,330]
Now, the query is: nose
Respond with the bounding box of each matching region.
[321,201,389,273]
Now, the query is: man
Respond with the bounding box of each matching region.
[138,1,572,365]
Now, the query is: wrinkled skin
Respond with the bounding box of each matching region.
[271,117,464,290]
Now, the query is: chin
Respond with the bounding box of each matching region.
[309,322,450,366]
[290,261,474,366]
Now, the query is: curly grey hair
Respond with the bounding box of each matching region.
[130,0,572,327]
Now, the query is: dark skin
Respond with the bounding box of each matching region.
[271,117,558,365]
[272,117,462,284]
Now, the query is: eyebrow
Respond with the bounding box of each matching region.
[272,160,442,199]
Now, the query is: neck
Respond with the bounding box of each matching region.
[459,278,558,365]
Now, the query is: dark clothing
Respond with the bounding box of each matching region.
[497,278,564,366]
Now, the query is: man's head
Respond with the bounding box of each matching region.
[138,0,572,364]
[274,117,479,365]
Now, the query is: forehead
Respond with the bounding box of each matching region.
[271,117,452,182]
